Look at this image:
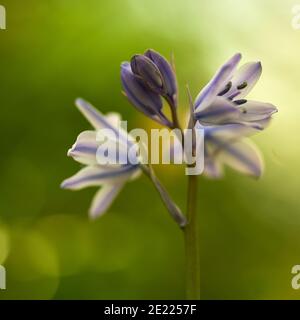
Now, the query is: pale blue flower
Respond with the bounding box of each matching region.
[194,53,277,127]
[201,123,265,178]
[61,98,141,219]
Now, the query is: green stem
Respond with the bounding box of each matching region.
[184,174,200,299]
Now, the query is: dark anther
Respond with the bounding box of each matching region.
[218,81,232,96]
[237,82,247,90]
[234,99,247,105]
[240,107,247,114]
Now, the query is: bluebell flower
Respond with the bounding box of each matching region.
[168,115,269,178]
[121,49,178,127]
[201,123,265,178]
[61,98,141,219]
[194,53,277,127]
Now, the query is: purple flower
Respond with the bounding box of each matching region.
[201,123,265,178]
[194,53,277,127]
[121,49,177,126]
[61,98,141,219]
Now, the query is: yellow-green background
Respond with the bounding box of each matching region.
[0,0,298,299]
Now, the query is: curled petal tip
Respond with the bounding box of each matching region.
[75,97,85,107]
[234,52,242,60]
[228,53,242,66]
[120,61,129,69]
[60,180,69,189]
[67,148,72,157]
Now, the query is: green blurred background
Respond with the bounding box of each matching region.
[0,0,299,299]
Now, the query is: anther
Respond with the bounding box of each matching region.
[237,82,247,90]
[234,99,247,105]
[218,81,232,96]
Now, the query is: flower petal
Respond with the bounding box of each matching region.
[75,99,131,147]
[60,165,138,190]
[76,98,115,130]
[89,183,125,219]
[194,53,242,111]
[218,138,264,178]
[205,123,261,142]
[238,100,278,121]
[194,96,240,125]
[68,130,131,166]
[145,49,178,106]
[121,62,164,119]
[105,112,122,127]
[251,117,273,130]
[204,156,224,179]
[131,54,164,93]
[68,131,98,165]
[224,62,262,100]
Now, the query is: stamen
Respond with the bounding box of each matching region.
[228,92,240,100]
[240,107,247,114]
[218,81,232,96]
[237,82,247,90]
[234,99,247,105]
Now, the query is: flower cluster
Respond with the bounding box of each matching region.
[62,50,277,220]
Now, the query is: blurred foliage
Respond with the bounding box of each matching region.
[0,0,299,299]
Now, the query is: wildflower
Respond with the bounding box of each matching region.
[202,123,265,178]
[61,98,186,225]
[61,98,141,219]
[121,49,177,127]
[194,53,277,127]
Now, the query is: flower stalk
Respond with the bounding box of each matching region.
[170,89,200,299]
[62,49,278,301]
[141,164,187,228]
[184,174,200,299]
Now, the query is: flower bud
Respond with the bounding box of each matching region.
[121,62,170,126]
[145,49,178,107]
[130,55,164,94]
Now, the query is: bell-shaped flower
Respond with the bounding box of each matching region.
[194,53,277,128]
[61,98,141,219]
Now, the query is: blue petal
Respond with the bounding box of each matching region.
[130,54,164,93]
[121,62,164,119]
[60,165,138,190]
[89,183,125,219]
[238,100,278,121]
[194,96,240,125]
[194,53,242,111]
[223,62,262,100]
[75,99,132,147]
[145,49,178,106]
[212,138,264,178]
[67,131,98,165]
[204,157,224,179]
